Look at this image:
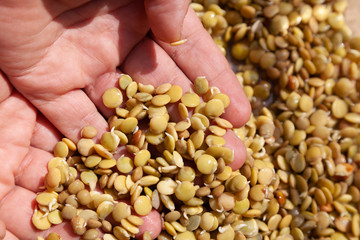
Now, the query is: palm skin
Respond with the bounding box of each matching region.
[0,0,251,239]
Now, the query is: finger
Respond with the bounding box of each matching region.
[122,38,246,170]
[135,210,162,239]
[84,71,122,119]
[145,0,191,42]
[155,8,251,127]
[12,146,163,239]
[0,186,162,240]
[122,37,192,91]
[86,38,192,118]
[31,112,62,152]
[0,70,12,104]
[30,89,108,143]
[4,231,18,240]
[0,91,36,200]
[0,186,78,239]
[223,130,246,170]
[15,147,52,192]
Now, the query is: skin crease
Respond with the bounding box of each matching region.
[0,0,357,239]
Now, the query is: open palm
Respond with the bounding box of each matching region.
[0,0,251,239]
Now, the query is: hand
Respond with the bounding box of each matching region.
[0,0,251,239]
[346,0,360,36]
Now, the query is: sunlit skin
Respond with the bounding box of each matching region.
[0,1,251,239]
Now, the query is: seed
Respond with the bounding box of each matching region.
[103,87,123,108]
[71,216,86,235]
[117,156,134,174]
[80,170,97,191]
[81,125,97,139]
[143,231,152,240]
[76,189,91,205]
[47,209,63,225]
[166,85,183,103]
[200,212,218,231]
[233,198,250,215]
[77,138,95,157]
[227,174,247,193]
[178,103,189,119]
[46,233,61,240]
[125,81,138,99]
[268,214,282,231]
[218,192,235,211]
[150,115,168,134]
[206,135,226,147]
[175,181,196,202]
[204,99,224,119]
[83,229,99,240]
[202,11,217,28]
[68,179,85,195]
[151,94,171,107]
[231,42,249,61]
[181,92,201,108]
[54,141,69,158]
[157,178,177,196]
[93,144,114,159]
[84,155,101,168]
[134,195,152,216]
[119,74,133,90]
[113,202,131,222]
[177,166,196,182]
[260,52,276,70]
[299,94,313,112]
[127,215,143,227]
[196,154,218,174]
[36,192,57,206]
[45,167,61,188]
[249,184,267,201]
[97,200,114,219]
[120,117,138,134]
[170,39,188,46]
[258,167,274,185]
[32,209,51,230]
[101,132,120,152]
[194,76,209,95]
[61,205,77,220]
[134,149,151,167]
[120,218,139,234]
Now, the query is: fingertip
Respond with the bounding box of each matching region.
[223,130,246,171]
[136,209,162,239]
[145,0,191,43]
[222,92,251,128]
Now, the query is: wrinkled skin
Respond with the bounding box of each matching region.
[0,0,252,239]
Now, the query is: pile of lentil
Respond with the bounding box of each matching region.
[33,74,242,240]
[32,0,360,239]
[194,0,360,239]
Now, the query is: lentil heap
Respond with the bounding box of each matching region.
[33,74,243,240]
[33,0,360,239]
[194,0,360,239]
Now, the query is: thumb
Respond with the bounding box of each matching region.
[144,0,191,43]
